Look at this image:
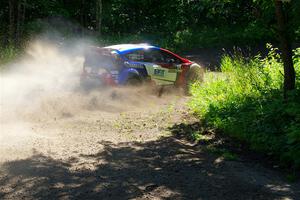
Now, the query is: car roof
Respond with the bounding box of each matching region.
[105,44,159,54]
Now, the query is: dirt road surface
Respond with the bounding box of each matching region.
[0,87,300,200]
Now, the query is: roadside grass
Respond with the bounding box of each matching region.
[191,131,211,142]
[189,45,300,173]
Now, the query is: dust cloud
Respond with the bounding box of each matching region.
[0,39,86,151]
[0,39,182,150]
[0,40,84,120]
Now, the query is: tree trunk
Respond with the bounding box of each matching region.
[20,0,26,40]
[274,0,295,99]
[96,0,102,35]
[14,0,26,47]
[16,0,21,46]
[8,0,16,46]
[80,0,85,36]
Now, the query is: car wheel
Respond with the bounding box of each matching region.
[185,64,204,94]
[126,75,142,86]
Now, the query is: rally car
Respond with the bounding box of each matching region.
[80,44,203,90]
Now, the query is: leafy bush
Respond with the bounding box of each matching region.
[189,45,300,171]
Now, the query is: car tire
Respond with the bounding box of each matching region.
[185,64,204,94]
[126,75,142,86]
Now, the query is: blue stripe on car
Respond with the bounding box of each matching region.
[117,46,161,55]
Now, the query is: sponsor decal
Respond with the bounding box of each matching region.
[124,61,145,69]
[154,69,165,77]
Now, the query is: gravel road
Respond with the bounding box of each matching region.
[0,87,299,200]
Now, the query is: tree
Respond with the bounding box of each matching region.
[8,0,16,46]
[16,0,26,46]
[274,0,295,98]
[8,0,26,47]
[96,0,102,35]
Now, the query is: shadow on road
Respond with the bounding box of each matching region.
[1,124,299,199]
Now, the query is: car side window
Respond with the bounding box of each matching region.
[144,49,181,64]
[148,50,164,63]
[124,49,182,64]
[160,50,182,64]
[124,50,145,61]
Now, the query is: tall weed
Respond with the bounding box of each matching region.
[189,45,300,170]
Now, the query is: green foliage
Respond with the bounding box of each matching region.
[205,146,239,161]
[189,45,300,170]
[173,24,272,50]
[0,46,21,66]
[190,131,211,142]
[222,151,239,161]
[0,0,299,52]
[96,23,273,53]
[3,0,300,49]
